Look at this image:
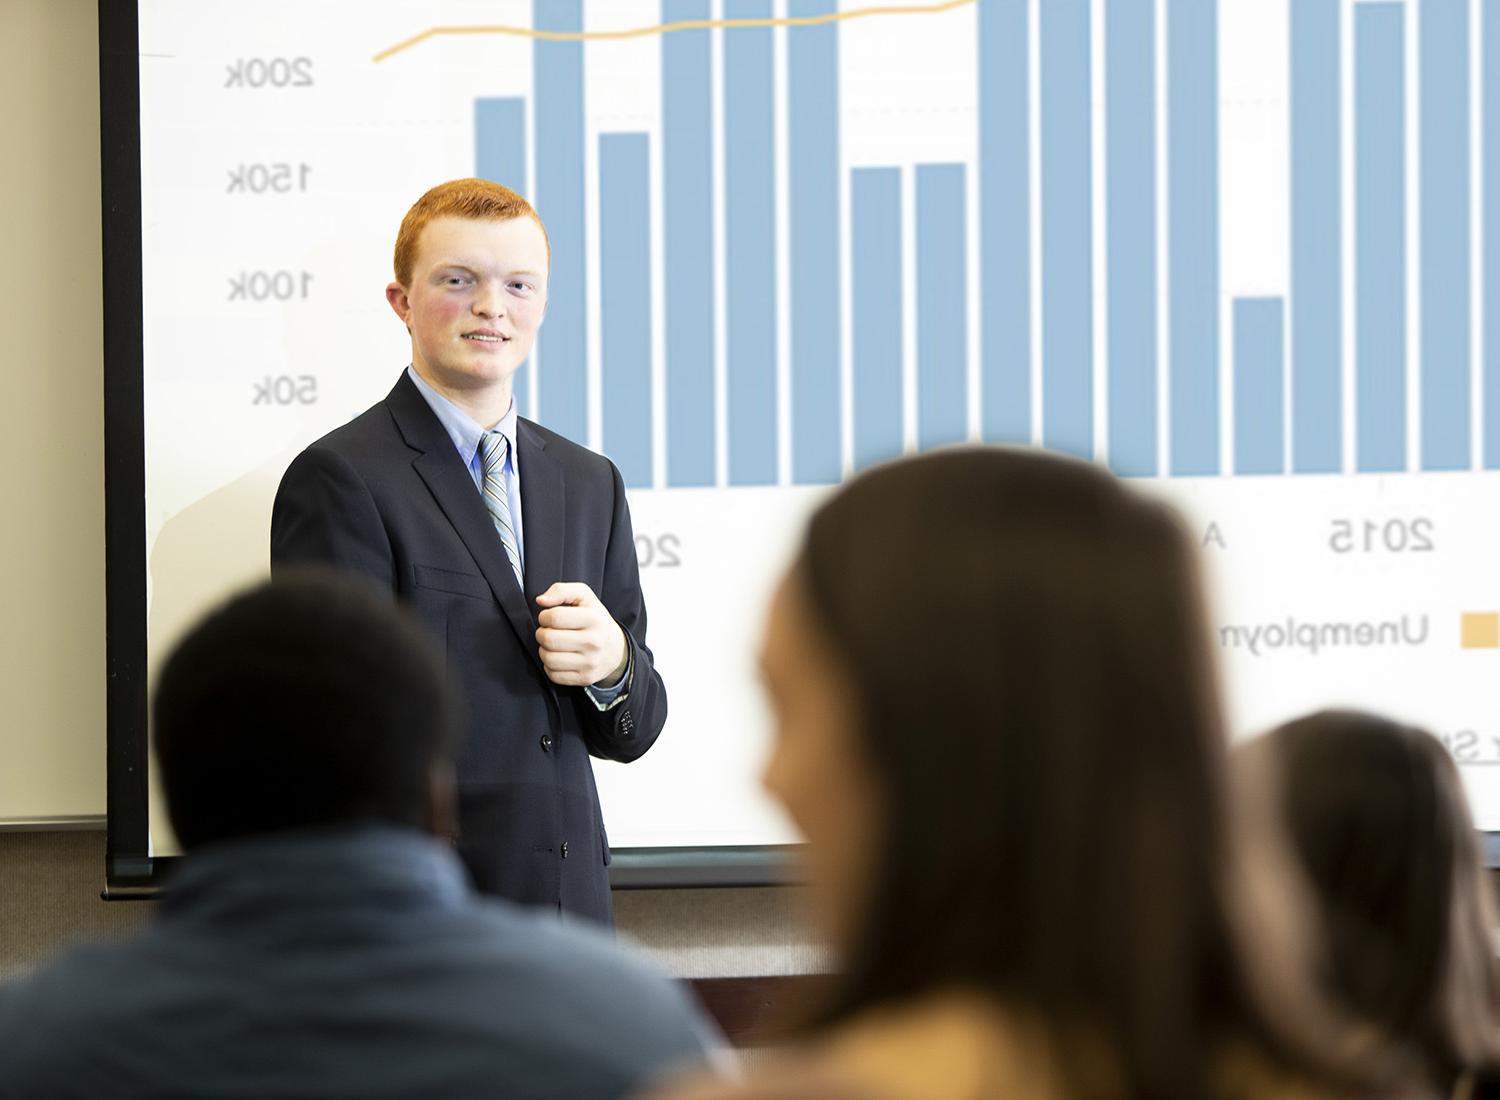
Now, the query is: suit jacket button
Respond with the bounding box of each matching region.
[560,841,570,859]
[540,734,554,752]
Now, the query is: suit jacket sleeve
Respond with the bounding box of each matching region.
[584,460,667,764]
[270,446,396,589]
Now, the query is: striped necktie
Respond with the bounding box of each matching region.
[480,429,524,589]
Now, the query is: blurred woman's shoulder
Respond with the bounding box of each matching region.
[815,988,1079,1100]
[646,989,1425,1100]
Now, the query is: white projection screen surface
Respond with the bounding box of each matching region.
[115,0,1500,875]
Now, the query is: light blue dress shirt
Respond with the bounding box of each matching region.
[406,365,628,701]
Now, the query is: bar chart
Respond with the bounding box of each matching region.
[457,0,1500,487]
[136,0,1500,847]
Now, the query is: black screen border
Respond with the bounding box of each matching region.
[102,0,1500,894]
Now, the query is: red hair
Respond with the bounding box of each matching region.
[392,178,549,287]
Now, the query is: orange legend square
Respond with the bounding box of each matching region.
[1462,612,1500,649]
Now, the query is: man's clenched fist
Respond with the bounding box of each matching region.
[534,582,629,688]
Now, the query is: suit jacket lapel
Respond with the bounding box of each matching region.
[517,419,565,607]
[385,375,543,672]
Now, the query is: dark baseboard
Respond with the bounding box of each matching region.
[685,974,834,1047]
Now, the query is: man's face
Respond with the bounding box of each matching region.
[387,215,549,404]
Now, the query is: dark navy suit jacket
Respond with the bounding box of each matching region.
[270,373,668,923]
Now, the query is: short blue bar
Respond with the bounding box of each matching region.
[979,0,1031,444]
[1233,298,1285,476]
[663,0,716,487]
[723,1,778,486]
[474,96,527,202]
[1355,3,1407,473]
[917,164,968,451]
[599,134,654,489]
[532,1,587,443]
[1040,0,1094,459]
[1105,0,1158,477]
[475,97,531,419]
[852,169,904,472]
[789,0,842,484]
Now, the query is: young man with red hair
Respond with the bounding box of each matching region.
[272,179,668,925]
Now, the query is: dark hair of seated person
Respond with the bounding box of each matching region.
[153,568,463,850]
[791,448,1390,1100]
[1262,710,1500,1099]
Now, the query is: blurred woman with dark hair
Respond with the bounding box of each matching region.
[648,448,1408,1100]
[1254,711,1500,1100]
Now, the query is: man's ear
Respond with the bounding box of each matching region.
[386,282,413,333]
[424,761,459,843]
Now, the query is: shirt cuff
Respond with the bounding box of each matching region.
[584,644,632,711]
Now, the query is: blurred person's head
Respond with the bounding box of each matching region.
[1258,710,1500,1093]
[757,448,1367,1100]
[153,570,463,850]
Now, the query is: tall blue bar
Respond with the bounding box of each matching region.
[599,134,654,489]
[663,0,716,486]
[917,164,968,450]
[979,0,1030,443]
[1106,0,1157,476]
[852,169,903,471]
[532,1,587,443]
[475,97,531,419]
[1355,3,1406,473]
[1422,0,1472,470]
[1233,298,1286,475]
[1168,0,1220,475]
[724,0,777,485]
[1040,0,1093,458]
[1487,0,1500,467]
[1290,0,1342,473]
[789,0,842,483]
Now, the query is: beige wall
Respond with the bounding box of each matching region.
[0,0,107,824]
[0,0,815,980]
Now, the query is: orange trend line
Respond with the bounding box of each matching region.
[373,0,975,63]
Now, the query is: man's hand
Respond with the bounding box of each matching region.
[535,583,629,687]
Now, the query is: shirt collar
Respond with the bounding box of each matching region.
[405,364,519,472]
[160,824,473,923]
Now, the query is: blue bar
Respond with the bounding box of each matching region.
[1290,0,1342,473]
[663,1,716,486]
[474,96,527,205]
[1233,298,1285,475]
[475,97,531,419]
[1168,0,1220,475]
[599,134,654,489]
[1356,3,1406,473]
[852,169,903,471]
[979,0,1030,443]
[1422,0,1472,470]
[789,0,843,484]
[1487,0,1500,467]
[918,164,968,450]
[1040,0,1093,458]
[532,1,587,443]
[724,0,777,485]
[1106,0,1157,476]
[475,97,527,189]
